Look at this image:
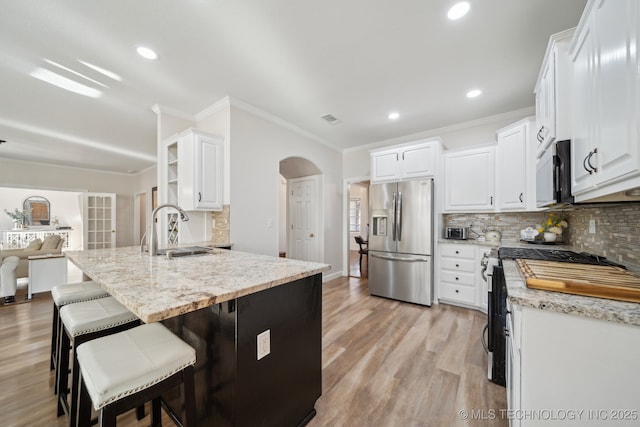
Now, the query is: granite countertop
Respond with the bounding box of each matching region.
[65,246,331,323]
[503,259,640,327]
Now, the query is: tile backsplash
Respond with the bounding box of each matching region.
[567,204,640,267]
[444,203,640,268]
[443,212,551,242]
[211,205,230,245]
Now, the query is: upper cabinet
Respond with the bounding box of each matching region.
[496,118,537,211]
[370,139,440,182]
[443,145,495,212]
[534,28,575,156]
[570,0,640,201]
[165,128,224,211]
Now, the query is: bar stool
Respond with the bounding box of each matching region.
[76,322,197,427]
[50,281,109,379]
[57,296,140,427]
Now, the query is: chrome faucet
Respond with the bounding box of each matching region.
[149,204,190,256]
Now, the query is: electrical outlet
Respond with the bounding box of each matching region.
[257,329,271,360]
[589,219,596,234]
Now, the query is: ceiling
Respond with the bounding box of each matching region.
[0,0,587,174]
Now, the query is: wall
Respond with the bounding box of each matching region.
[0,157,143,247]
[567,204,640,268]
[229,106,343,273]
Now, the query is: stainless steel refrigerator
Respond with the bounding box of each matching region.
[368,178,433,306]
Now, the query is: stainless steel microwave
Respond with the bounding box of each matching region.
[536,140,574,207]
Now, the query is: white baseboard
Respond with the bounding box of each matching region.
[322,271,344,282]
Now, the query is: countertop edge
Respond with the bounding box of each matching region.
[504,259,640,327]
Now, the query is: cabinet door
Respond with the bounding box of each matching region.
[444,147,495,212]
[592,0,640,186]
[497,125,527,210]
[196,136,223,210]
[571,14,597,194]
[371,150,399,182]
[399,143,436,179]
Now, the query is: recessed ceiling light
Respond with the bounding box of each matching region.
[136,46,158,60]
[466,89,482,98]
[388,112,400,120]
[448,2,470,20]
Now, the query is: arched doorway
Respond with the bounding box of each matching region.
[279,157,323,262]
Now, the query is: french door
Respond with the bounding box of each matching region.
[83,193,116,249]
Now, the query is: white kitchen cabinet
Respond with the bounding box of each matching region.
[165,128,224,211]
[370,139,440,182]
[438,243,491,311]
[443,146,495,212]
[510,304,640,426]
[534,28,574,156]
[496,118,537,211]
[571,0,640,201]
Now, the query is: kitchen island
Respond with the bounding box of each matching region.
[65,245,331,427]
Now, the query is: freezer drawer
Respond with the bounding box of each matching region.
[369,251,432,306]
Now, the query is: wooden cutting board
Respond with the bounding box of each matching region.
[517,259,640,303]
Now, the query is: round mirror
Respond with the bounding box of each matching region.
[23,196,50,225]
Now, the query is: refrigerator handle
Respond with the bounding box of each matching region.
[392,192,397,241]
[396,191,402,241]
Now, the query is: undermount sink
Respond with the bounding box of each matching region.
[157,246,213,257]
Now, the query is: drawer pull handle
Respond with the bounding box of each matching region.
[455,289,459,293]
[455,250,459,254]
[456,264,459,268]
[455,277,459,281]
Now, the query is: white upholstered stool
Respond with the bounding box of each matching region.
[76,323,197,427]
[0,256,20,304]
[50,281,109,375]
[57,296,140,427]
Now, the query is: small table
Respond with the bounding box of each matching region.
[28,254,67,299]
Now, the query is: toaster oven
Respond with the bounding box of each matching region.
[445,226,469,240]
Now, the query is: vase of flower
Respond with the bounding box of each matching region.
[537,212,568,243]
[543,232,557,242]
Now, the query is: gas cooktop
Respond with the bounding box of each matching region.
[498,247,626,269]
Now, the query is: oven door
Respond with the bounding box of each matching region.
[487,263,506,386]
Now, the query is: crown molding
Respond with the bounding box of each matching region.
[194,96,231,122]
[151,104,195,121]
[0,156,143,177]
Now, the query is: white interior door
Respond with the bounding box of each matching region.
[83,192,116,249]
[288,176,322,262]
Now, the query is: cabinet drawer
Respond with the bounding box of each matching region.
[440,244,475,259]
[440,283,476,304]
[441,270,475,287]
[440,257,476,272]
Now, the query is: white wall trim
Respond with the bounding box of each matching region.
[344,106,535,153]
[151,103,195,121]
[323,271,344,282]
[343,175,370,277]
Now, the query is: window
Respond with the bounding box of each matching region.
[349,199,361,233]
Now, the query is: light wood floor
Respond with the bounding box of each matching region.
[0,276,506,427]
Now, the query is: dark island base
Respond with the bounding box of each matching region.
[161,274,323,427]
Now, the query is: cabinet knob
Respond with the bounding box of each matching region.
[309,233,314,238]
[455,277,459,281]
[455,289,459,293]
[455,263,459,268]
[455,250,459,254]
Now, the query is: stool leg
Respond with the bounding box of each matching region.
[77,370,92,427]
[70,341,82,427]
[99,408,117,427]
[151,398,162,427]
[57,331,70,417]
[50,303,58,371]
[183,365,196,427]
[135,404,146,420]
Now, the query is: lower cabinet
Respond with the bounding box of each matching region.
[438,243,491,311]
[508,303,640,427]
